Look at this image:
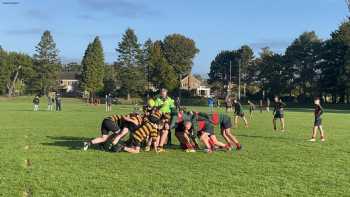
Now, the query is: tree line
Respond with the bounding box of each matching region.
[209,21,350,104]
[0,28,199,99]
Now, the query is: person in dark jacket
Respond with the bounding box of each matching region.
[273,96,286,132]
[55,93,62,111]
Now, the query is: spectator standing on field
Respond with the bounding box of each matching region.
[175,96,181,111]
[266,98,270,112]
[47,95,53,111]
[33,95,40,111]
[208,97,214,112]
[216,98,220,108]
[55,93,62,111]
[106,93,113,112]
[225,96,232,112]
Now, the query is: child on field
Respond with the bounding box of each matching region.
[309,98,325,142]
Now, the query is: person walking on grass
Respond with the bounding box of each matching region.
[233,98,249,128]
[248,100,256,119]
[55,93,62,111]
[273,96,286,132]
[309,98,326,142]
[259,99,263,113]
[266,98,270,112]
[33,95,40,111]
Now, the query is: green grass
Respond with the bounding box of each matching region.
[1,97,350,197]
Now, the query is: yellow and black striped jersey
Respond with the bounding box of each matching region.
[133,122,158,143]
[127,114,144,126]
[108,114,124,126]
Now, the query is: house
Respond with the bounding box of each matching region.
[180,74,211,97]
[59,72,79,93]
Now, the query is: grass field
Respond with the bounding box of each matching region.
[1,97,350,197]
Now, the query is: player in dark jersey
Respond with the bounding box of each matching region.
[247,100,256,120]
[273,96,286,132]
[193,112,230,153]
[215,112,242,150]
[309,98,325,142]
[83,114,123,151]
[233,98,249,128]
[171,109,198,152]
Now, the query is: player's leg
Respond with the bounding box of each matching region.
[273,117,277,131]
[319,125,325,141]
[221,128,231,145]
[144,136,152,151]
[124,138,141,153]
[280,118,285,131]
[224,129,242,150]
[199,132,212,152]
[242,115,249,128]
[309,126,318,142]
[158,123,170,151]
[209,135,228,149]
[234,115,239,128]
[84,118,118,150]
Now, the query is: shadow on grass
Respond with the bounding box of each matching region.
[286,108,350,114]
[42,136,103,151]
[237,134,296,141]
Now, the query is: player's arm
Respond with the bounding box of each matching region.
[123,116,139,125]
[319,105,324,115]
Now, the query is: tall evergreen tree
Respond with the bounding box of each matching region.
[32,30,60,94]
[80,36,105,98]
[116,28,144,99]
[116,28,142,67]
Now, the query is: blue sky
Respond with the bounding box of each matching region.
[0,0,348,75]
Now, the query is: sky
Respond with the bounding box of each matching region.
[0,0,348,75]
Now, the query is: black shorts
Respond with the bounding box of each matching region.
[101,118,120,135]
[175,122,193,133]
[274,113,284,119]
[220,117,232,130]
[314,118,322,126]
[122,122,139,133]
[235,112,245,117]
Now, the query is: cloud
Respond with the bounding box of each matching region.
[78,0,160,19]
[4,27,43,35]
[248,40,291,52]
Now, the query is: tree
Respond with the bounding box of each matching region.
[80,36,105,98]
[116,28,142,67]
[103,63,120,95]
[116,28,144,99]
[32,30,60,94]
[148,41,178,91]
[0,48,34,96]
[285,31,322,101]
[256,48,286,97]
[162,34,199,78]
